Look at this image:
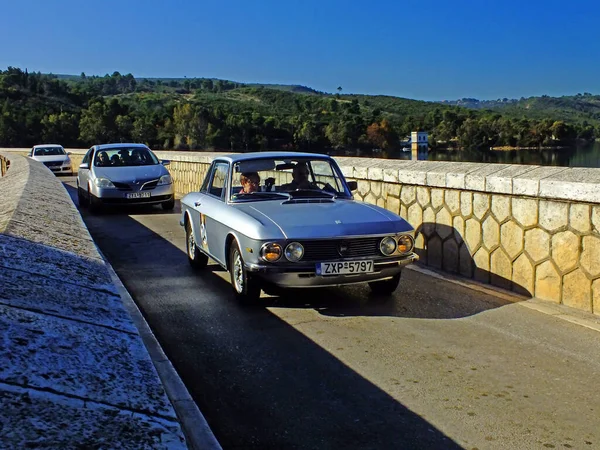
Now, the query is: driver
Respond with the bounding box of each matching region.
[239,172,260,194]
[281,162,318,190]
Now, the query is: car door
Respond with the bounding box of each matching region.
[78,147,94,193]
[200,161,231,266]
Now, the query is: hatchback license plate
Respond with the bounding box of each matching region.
[126,192,151,199]
[317,260,374,276]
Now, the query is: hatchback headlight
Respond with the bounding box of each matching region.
[380,236,397,256]
[397,235,414,254]
[94,177,115,188]
[284,242,304,262]
[260,243,282,262]
[158,174,172,185]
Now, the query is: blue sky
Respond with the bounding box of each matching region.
[2,0,598,101]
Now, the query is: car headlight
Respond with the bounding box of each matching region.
[64,157,71,165]
[260,243,282,262]
[94,177,115,188]
[284,242,304,262]
[158,174,172,185]
[380,236,397,256]
[397,235,414,254]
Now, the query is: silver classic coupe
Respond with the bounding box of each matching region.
[180,152,418,302]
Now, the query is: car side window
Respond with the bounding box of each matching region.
[82,148,93,165]
[200,163,214,193]
[208,162,229,200]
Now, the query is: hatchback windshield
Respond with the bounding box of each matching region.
[229,157,349,201]
[94,147,159,167]
[34,147,65,156]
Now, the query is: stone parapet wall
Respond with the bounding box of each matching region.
[2,148,598,314]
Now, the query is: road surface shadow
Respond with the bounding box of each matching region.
[63,183,466,449]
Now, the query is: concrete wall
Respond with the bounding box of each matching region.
[2,148,598,315]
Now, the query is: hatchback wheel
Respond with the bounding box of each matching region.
[186,220,208,269]
[77,184,87,208]
[229,240,261,303]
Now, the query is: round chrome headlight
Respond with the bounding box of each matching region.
[260,243,282,262]
[284,242,304,262]
[380,236,397,256]
[397,235,414,254]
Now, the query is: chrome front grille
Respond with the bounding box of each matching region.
[43,161,62,167]
[299,238,382,261]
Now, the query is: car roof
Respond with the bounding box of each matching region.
[94,143,150,151]
[216,151,333,164]
[33,144,63,148]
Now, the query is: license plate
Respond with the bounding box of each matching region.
[126,192,151,199]
[317,260,374,276]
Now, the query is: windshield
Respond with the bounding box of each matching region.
[229,156,349,202]
[93,147,159,167]
[34,147,65,156]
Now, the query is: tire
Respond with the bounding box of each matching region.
[77,185,87,208]
[229,239,261,303]
[88,184,101,214]
[186,220,208,269]
[368,272,402,295]
[162,197,175,211]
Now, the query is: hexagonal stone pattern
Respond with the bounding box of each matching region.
[512,198,538,228]
[453,216,465,242]
[539,200,568,232]
[482,216,500,251]
[371,181,382,197]
[569,204,591,233]
[465,218,481,254]
[435,207,453,240]
[443,239,459,273]
[551,231,580,273]
[408,203,423,228]
[491,248,512,289]
[445,190,460,214]
[431,189,444,209]
[562,269,592,312]
[473,193,490,220]
[386,183,401,198]
[593,206,600,234]
[491,195,510,223]
[400,185,416,205]
[387,197,400,215]
[460,192,473,217]
[459,244,473,278]
[417,187,430,207]
[593,279,600,316]
[473,247,490,283]
[427,235,442,269]
[525,228,550,263]
[581,235,600,277]
[422,206,436,237]
[535,260,561,303]
[512,254,534,296]
[501,221,524,260]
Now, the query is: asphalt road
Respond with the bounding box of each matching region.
[62,177,600,450]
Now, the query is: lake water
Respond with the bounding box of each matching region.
[330,142,600,168]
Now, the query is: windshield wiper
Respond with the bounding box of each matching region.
[287,189,336,199]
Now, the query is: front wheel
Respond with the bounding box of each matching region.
[229,240,261,303]
[186,220,208,269]
[368,272,401,295]
[77,185,87,208]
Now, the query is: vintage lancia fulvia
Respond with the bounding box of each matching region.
[180,152,418,302]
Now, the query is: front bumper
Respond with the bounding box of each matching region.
[93,184,174,205]
[246,254,419,288]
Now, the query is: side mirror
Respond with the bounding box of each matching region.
[347,181,358,192]
[161,160,171,166]
[67,152,72,155]
[79,163,89,170]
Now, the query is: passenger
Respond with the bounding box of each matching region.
[281,162,318,190]
[110,154,120,166]
[239,172,260,194]
[96,151,109,167]
[131,149,144,165]
[118,149,131,165]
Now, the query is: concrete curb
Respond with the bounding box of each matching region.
[102,254,222,450]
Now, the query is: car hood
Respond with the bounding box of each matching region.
[32,155,70,163]
[93,165,166,182]
[235,199,414,239]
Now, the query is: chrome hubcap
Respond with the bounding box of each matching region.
[187,230,195,259]
[233,250,244,293]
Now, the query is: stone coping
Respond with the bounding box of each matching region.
[3,148,599,204]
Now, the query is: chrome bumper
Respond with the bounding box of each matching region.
[246,254,419,288]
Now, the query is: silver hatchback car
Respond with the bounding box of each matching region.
[76,143,175,213]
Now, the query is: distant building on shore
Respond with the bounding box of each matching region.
[411,131,429,151]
